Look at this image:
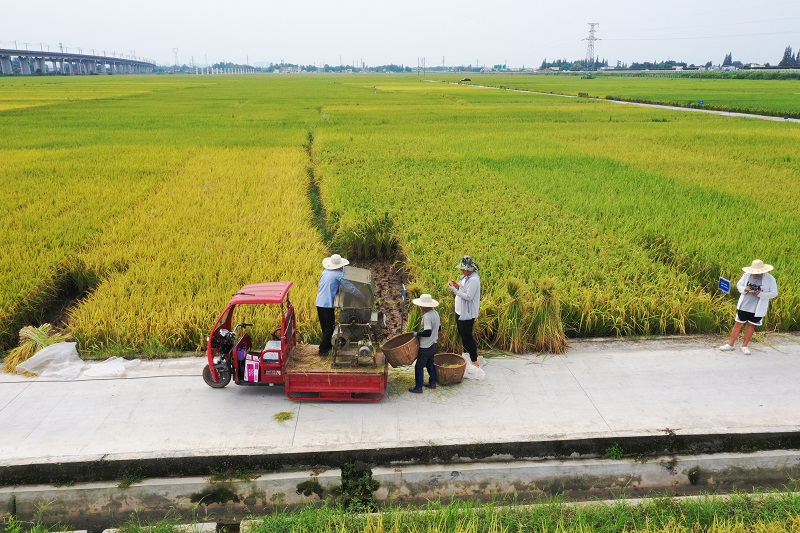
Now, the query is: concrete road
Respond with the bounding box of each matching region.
[1,333,799,469]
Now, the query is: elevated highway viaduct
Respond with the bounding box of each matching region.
[0,48,155,75]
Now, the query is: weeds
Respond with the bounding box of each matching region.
[206,468,254,483]
[606,443,625,459]
[340,461,379,513]
[244,491,800,532]
[6,490,800,532]
[118,471,145,489]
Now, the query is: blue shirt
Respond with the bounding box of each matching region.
[316,269,342,308]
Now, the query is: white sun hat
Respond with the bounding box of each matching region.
[322,254,350,270]
[412,294,439,307]
[742,259,773,274]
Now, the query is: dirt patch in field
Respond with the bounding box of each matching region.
[351,257,410,339]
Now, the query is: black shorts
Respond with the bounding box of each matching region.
[736,309,763,326]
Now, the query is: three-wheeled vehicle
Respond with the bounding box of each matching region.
[203,281,388,401]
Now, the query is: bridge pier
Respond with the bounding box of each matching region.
[1,55,12,75]
[18,56,31,75]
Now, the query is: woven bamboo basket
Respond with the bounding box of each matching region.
[434,353,466,384]
[381,332,418,367]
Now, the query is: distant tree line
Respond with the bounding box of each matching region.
[779,46,800,67]
[631,59,689,69]
[540,58,608,70]
[536,46,800,72]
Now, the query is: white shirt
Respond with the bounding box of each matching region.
[449,272,481,320]
[736,272,778,317]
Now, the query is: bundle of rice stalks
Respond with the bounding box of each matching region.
[496,278,533,353]
[531,276,568,354]
[3,323,72,374]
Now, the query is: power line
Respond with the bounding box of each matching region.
[605,16,800,34]
[604,30,800,42]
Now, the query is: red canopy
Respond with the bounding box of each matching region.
[228,282,294,305]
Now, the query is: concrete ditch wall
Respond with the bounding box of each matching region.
[3,450,800,529]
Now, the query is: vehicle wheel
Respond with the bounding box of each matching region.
[203,364,231,388]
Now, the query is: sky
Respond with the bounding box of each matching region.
[3,0,800,68]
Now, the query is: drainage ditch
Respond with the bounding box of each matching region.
[4,450,800,531]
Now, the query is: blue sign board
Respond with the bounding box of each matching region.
[718,277,731,294]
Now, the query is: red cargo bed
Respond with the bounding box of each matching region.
[284,344,388,402]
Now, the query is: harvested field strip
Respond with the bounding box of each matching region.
[69,147,327,354]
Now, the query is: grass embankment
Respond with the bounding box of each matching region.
[244,493,800,532]
[4,492,789,533]
[4,496,800,532]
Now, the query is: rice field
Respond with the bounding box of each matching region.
[451,73,800,116]
[1,74,798,356]
[314,76,800,350]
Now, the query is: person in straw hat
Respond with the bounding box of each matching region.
[315,254,350,357]
[448,255,481,367]
[408,293,441,394]
[719,259,778,355]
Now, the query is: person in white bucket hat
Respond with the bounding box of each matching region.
[315,254,350,356]
[408,293,441,394]
[719,259,778,355]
